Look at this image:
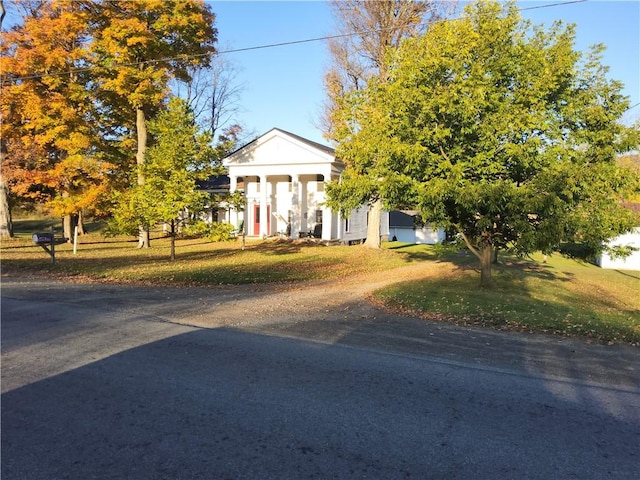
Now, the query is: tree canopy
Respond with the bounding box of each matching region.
[0,0,219,243]
[326,0,639,286]
[322,0,454,249]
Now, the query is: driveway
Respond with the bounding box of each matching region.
[2,270,639,479]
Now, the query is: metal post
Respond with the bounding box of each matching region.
[73,225,78,254]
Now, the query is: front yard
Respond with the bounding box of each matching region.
[2,220,638,344]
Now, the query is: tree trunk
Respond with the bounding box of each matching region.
[63,214,73,242]
[0,174,13,238]
[0,0,6,31]
[170,219,176,261]
[136,106,150,248]
[457,230,494,288]
[480,243,493,288]
[77,210,86,235]
[363,198,382,249]
[493,248,499,264]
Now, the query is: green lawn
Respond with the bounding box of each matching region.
[2,219,639,344]
[0,219,407,284]
[376,244,640,345]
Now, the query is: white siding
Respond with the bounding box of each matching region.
[341,207,368,243]
[597,228,640,271]
[389,225,445,244]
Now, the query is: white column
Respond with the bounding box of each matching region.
[322,206,332,240]
[298,176,306,233]
[260,175,268,237]
[229,176,238,229]
[320,171,331,240]
[291,174,300,238]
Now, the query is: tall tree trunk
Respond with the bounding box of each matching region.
[480,243,493,288]
[0,0,5,30]
[458,230,494,288]
[63,214,73,242]
[136,106,150,248]
[364,198,382,249]
[0,174,13,238]
[77,210,86,235]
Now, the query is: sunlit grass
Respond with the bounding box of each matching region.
[1,230,407,285]
[374,249,640,345]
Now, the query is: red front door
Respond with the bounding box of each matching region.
[253,204,271,235]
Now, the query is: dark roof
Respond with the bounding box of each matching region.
[226,128,335,158]
[389,210,417,228]
[196,175,230,191]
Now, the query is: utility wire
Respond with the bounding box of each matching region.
[624,102,640,114]
[2,0,588,82]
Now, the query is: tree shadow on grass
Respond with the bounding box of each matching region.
[615,270,640,280]
[371,245,640,343]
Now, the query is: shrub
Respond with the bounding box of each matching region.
[182,221,236,242]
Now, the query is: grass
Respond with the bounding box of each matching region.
[2,219,639,344]
[0,219,407,285]
[375,245,640,345]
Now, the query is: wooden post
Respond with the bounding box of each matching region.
[50,226,55,265]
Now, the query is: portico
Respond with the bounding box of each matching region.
[223,129,345,240]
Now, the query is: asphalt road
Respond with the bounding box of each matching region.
[2,277,639,479]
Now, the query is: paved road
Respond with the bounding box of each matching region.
[2,277,639,479]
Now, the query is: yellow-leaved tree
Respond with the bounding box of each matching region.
[0,0,111,239]
[88,0,217,247]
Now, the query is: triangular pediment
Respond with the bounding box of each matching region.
[223,128,338,168]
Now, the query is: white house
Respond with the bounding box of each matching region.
[388,210,447,244]
[219,128,444,244]
[221,128,364,241]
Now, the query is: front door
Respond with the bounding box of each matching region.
[253,204,271,235]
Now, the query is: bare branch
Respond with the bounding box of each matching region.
[321,0,457,141]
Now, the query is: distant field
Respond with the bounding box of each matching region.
[2,219,638,344]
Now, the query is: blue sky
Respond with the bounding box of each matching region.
[212,0,640,146]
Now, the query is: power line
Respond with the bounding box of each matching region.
[625,102,640,113]
[2,0,588,83]
[218,0,588,54]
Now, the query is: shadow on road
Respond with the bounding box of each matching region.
[2,326,639,480]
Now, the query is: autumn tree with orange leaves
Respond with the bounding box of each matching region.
[0,0,110,240]
[0,0,217,245]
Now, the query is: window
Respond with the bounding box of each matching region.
[345,218,350,233]
[316,174,324,192]
[315,210,323,224]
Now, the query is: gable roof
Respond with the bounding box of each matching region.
[226,128,335,159]
[275,128,335,156]
[222,128,344,179]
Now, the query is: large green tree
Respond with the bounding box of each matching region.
[322,0,454,249]
[327,0,639,287]
[109,97,219,260]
